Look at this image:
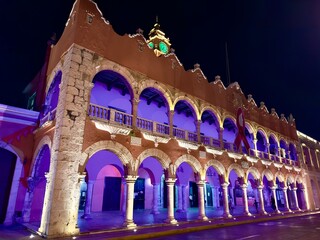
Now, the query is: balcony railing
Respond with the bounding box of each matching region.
[39,108,57,126]
[87,103,299,167]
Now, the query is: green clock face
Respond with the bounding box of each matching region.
[148,42,154,49]
[159,41,168,54]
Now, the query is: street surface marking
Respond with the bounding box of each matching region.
[236,234,260,240]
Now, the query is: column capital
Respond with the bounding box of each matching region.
[241,184,248,189]
[269,186,277,191]
[197,180,206,186]
[293,187,298,191]
[281,186,288,191]
[257,185,264,190]
[125,175,138,183]
[165,178,177,185]
[221,182,229,188]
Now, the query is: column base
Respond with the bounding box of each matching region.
[80,214,92,219]
[165,218,178,225]
[223,213,232,218]
[259,210,267,215]
[243,212,252,216]
[150,210,160,215]
[275,209,281,214]
[123,220,137,229]
[198,215,208,221]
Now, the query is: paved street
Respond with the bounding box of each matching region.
[151,214,320,240]
[0,211,319,239]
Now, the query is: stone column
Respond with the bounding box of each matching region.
[176,185,183,212]
[168,110,174,137]
[151,184,160,214]
[197,181,208,221]
[218,127,224,149]
[165,178,177,224]
[131,98,139,128]
[241,184,251,216]
[267,143,271,159]
[253,138,258,157]
[270,186,280,213]
[257,185,267,215]
[292,188,301,211]
[121,178,127,216]
[81,180,95,219]
[123,175,138,228]
[281,187,291,212]
[221,183,232,218]
[22,181,34,222]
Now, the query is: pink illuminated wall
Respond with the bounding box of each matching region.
[91,165,121,212]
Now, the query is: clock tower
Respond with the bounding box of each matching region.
[147,19,171,57]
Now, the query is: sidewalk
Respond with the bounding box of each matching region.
[1,209,319,239]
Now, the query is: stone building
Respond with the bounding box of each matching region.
[0,0,319,238]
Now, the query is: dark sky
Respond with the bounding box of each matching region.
[1,0,320,140]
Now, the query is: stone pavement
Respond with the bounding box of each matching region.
[1,207,319,239]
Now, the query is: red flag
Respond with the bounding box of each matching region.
[234,108,250,151]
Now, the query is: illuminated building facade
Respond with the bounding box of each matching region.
[0,0,319,238]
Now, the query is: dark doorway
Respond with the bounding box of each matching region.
[0,148,16,223]
[134,178,145,209]
[189,181,198,207]
[103,177,121,211]
[206,184,213,206]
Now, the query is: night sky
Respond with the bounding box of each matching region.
[1,0,320,140]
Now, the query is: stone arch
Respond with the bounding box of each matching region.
[32,136,52,165]
[80,140,133,167]
[256,128,268,142]
[222,114,237,126]
[46,66,63,94]
[295,175,303,184]
[246,167,261,180]
[245,122,255,135]
[227,163,245,179]
[174,154,201,174]
[95,60,138,97]
[136,148,172,171]
[138,80,174,110]
[268,133,279,146]
[262,169,274,182]
[173,95,200,120]
[199,106,222,127]
[286,174,295,185]
[204,159,226,176]
[274,171,285,183]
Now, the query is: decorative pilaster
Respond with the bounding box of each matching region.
[131,98,139,129]
[121,178,127,216]
[168,110,174,137]
[123,175,138,228]
[175,185,183,212]
[151,184,160,214]
[182,185,188,212]
[221,183,232,218]
[197,181,208,221]
[38,172,52,235]
[270,186,280,213]
[195,120,201,143]
[218,127,224,149]
[241,184,251,216]
[267,143,271,159]
[165,178,177,224]
[281,187,291,212]
[257,185,267,215]
[81,180,95,219]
